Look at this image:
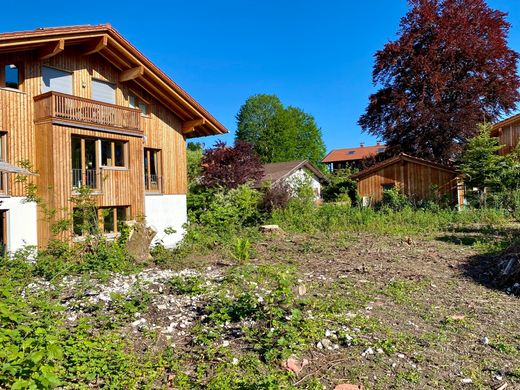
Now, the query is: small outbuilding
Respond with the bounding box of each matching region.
[259,160,330,200]
[352,153,464,207]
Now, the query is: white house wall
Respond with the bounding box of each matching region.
[0,197,38,253]
[145,194,187,248]
[285,168,323,199]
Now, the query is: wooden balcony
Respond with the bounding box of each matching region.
[34,91,142,135]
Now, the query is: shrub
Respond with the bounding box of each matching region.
[260,182,291,213]
[322,168,358,205]
[200,141,264,189]
[381,187,412,211]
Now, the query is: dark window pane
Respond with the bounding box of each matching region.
[114,142,124,167]
[101,140,111,166]
[149,151,157,176]
[73,208,83,236]
[5,64,19,89]
[103,208,115,233]
[129,95,136,108]
[116,207,127,231]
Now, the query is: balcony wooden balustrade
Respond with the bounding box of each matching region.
[34,91,142,135]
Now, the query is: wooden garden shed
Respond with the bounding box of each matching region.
[352,154,464,207]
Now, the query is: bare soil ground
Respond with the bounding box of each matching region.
[178,230,520,389]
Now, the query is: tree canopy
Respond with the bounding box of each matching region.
[359,0,520,162]
[235,94,326,166]
[200,141,264,189]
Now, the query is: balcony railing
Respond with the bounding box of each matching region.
[145,174,162,193]
[34,91,142,135]
[72,169,102,192]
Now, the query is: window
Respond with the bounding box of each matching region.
[0,133,7,194]
[382,183,395,191]
[72,206,99,236]
[71,136,99,189]
[91,79,116,104]
[0,132,7,162]
[144,148,161,192]
[378,148,385,153]
[129,93,149,116]
[2,64,20,89]
[100,139,127,168]
[42,66,73,94]
[100,207,128,234]
[74,206,128,236]
[348,151,356,155]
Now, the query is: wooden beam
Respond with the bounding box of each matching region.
[182,118,206,134]
[39,39,64,60]
[119,65,144,82]
[82,35,108,55]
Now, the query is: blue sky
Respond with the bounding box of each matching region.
[5,0,520,152]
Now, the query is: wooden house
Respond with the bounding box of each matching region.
[352,154,464,207]
[322,143,385,172]
[258,160,329,200]
[0,24,227,252]
[491,114,520,156]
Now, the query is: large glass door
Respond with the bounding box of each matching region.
[71,136,98,190]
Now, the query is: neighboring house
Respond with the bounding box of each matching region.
[491,114,520,155]
[0,24,227,252]
[352,154,464,207]
[322,143,386,171]
[259,160,330,200]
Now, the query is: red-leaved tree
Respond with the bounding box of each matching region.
[359,0,520,162]
[200,140,264,189]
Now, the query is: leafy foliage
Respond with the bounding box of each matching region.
[200,140,264,189]
[359,0,520,162]
[460,124,520,208]
[322,168,358,205]
[236,94,326,166]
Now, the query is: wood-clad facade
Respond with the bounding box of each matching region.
[0,25,226,250]
[491,114,520,156]
[353,154,463,207]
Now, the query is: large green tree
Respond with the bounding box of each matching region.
[235,94,326,166]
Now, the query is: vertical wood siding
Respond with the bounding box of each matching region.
[357,160,459,205]
[1,48,188,246]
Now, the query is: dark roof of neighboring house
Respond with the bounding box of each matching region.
[351,153,458,180]
[322,144,386,163]
[491,113,520,136]
[0,24,228,138]
[260,160,330,185]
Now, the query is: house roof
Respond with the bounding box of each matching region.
[351,153,458,180]
[491,113,520,136]
[322,144,386,163]
[260,160,330,185]
[0,24,228,138]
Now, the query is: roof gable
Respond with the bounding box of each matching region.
[352,153,458,180]
[260,160,329,185]
[0,24,227,138]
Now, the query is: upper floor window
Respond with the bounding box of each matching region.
[0,64,22,90]
[101,139,127,168]
[3,64,20,89]
[42,66,73,95]
[129,93,149,116]
[92,79,116,104]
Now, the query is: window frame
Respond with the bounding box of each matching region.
[100,139,128,169]
[0,63,23,91]
[0,132,8,195]
[144,148,162,193]
[73,206,129,237]
[128,90,150,117]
